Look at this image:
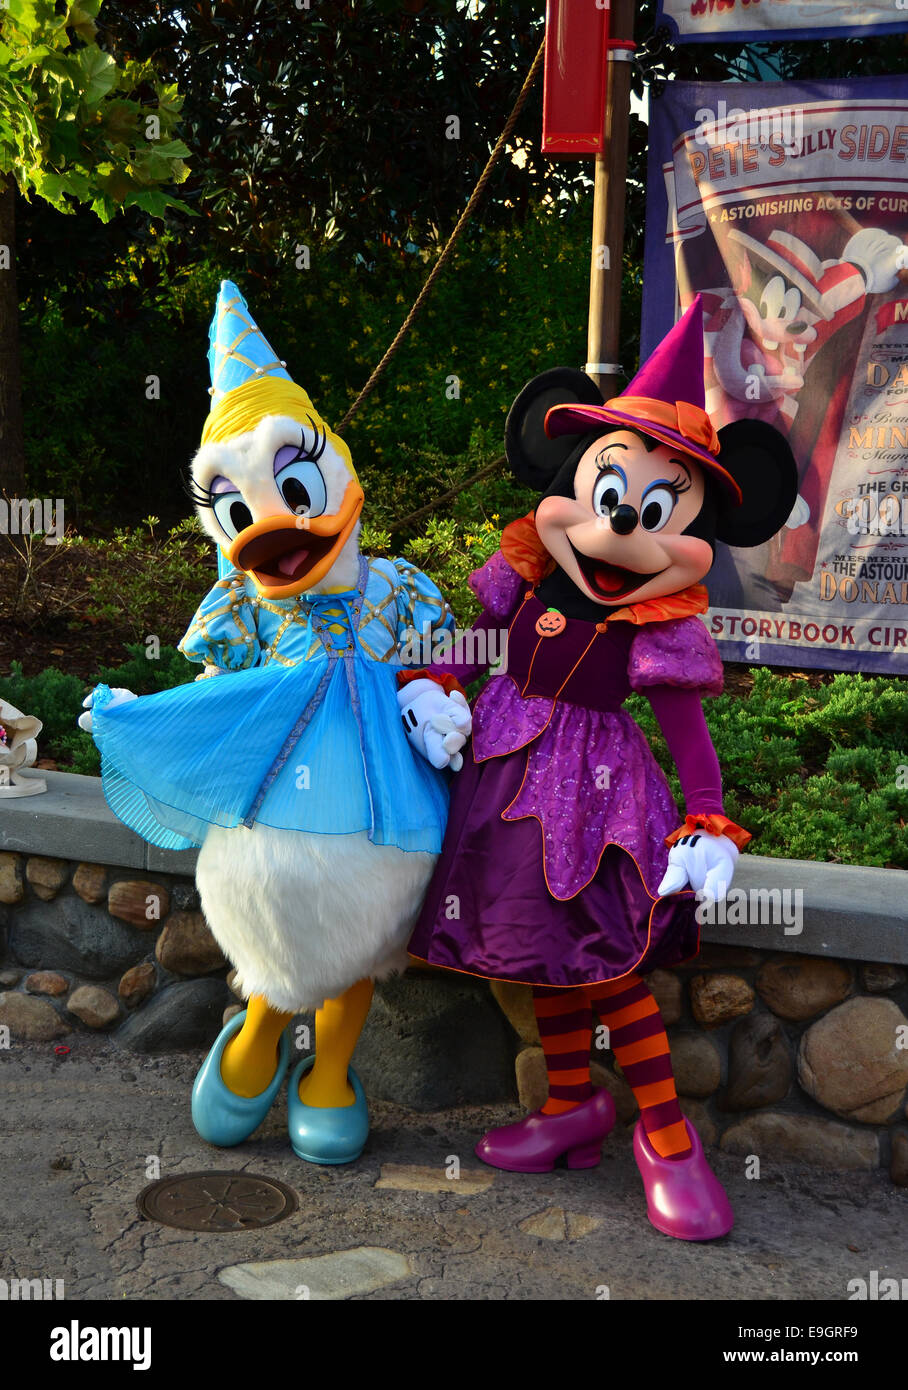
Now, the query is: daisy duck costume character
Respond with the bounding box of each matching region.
[400,298,798,1240]
[79,282,469,1164]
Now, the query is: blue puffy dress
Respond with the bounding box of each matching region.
[90,555,455,855]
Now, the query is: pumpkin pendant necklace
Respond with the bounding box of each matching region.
[535,606,567,638]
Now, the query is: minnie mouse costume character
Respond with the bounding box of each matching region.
[399,296,798,1240]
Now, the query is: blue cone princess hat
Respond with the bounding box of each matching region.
[207,279,294,403]
[201,281,359,582]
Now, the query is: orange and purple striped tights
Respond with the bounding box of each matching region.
[534,973,692,1159]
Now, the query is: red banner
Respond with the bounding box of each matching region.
[542,0,609,157]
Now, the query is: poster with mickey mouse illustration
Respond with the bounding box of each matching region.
[643,75,908,674]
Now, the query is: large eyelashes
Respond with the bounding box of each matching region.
[185,471,250,541]
[187,416,331,539]
[639,474,693,532]
[640,485,677,532]
[292,415,328,465]
[184,472,215,510]
[207,458,329,541]
[272,422,330,518]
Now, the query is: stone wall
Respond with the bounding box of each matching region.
[0,849,518,1107]
[1,840,907,1187]
[0,852,233,1049]
[492,948,908,1188]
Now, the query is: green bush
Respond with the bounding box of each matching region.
[77,516,213,640]
[748,775,907,868]
[95,643,197,696]
[1,663,87,753]
[3,642,196,778]
[629,668,907,869]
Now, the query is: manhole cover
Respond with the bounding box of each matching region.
[137,1172,298,1232]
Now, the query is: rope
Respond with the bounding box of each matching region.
[388,453,505,536]
[337,34,546,433]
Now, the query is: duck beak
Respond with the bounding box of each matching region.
[228,478,364,598]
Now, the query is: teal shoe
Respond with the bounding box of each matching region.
[191,1009,290,1148]
[287,1055,369,1165]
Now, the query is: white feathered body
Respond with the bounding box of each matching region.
[196,824,436,1013]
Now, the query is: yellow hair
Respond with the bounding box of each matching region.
[200,377,356,480]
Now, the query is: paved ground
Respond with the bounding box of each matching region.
[2,1037,906,1303]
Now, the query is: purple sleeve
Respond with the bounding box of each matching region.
[423,549,524,687]
[646,684,724,816]
[468,549,526,619]
[425,607,504,687]
[629,616,724,697]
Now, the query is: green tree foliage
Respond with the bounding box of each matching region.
[95,0,568,260]
[0,0,190,219]
[21,205,609,523]
[0,0,192,492]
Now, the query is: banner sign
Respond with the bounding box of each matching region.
[657,1,908,45]
[542,0,609,156]
[642,76,908,674]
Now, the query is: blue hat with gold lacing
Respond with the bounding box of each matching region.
[207,280,294,403]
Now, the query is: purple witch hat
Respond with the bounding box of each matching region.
[543,295,741,502]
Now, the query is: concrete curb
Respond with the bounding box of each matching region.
[709,854,908,965]
[1,770,905,964]
[0,770,197,874]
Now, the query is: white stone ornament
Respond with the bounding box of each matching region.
[0,699,47,797]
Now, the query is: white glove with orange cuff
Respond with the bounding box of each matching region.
[657,829,740,904]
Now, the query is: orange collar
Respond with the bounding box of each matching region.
[499,510,709,626]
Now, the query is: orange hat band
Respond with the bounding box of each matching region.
[603,395,721,457]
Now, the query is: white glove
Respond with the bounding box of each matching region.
[785,493,810,530]
[78,687,137,733]
[657,830,739,904]
[843,228,906,294]
[398,677,472,772]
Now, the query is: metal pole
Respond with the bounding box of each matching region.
[585,0,635,402]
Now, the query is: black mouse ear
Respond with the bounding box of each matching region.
[505,367,605,492]
[714,419,800,548]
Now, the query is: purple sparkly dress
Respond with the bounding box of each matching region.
[407,551,726,989]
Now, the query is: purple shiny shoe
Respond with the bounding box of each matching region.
[475,1089,617,1173]
[633,1118,734,1241]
